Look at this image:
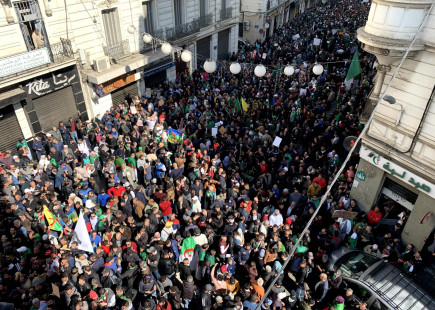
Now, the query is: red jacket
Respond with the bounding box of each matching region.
[368,210,382,224]
[159,201,172,216]
[312,177,327,188]
[157,301,172,310]
[107,186,126,197]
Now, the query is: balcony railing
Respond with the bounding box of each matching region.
[219,7,233,21]
[51,38,74,63]
[0,38,74,81]
[103,39,130,60]
[166,19,200,42]
[199,13,213,28]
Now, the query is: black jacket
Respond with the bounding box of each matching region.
[158,257,176,276]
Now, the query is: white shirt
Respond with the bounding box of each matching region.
[269,213,283,227]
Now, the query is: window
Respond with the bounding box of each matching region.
[174,0,184,26]
[222,0,227,9]
[101,8,122,47]
[200,0,207,17]
[14,0,46,51]
[142,1,155,34]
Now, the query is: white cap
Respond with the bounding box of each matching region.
[17,246,27,253]
[192,196,198,201]
[372,244,378,250]
[46,133,52,137]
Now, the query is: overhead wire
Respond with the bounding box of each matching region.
[254,0,435,309]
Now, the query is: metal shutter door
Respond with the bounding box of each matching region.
[111,82,138,107]
[217,29,230,60]
[197,36,211,60]
[32,86,78,132]
[0,105,24,151]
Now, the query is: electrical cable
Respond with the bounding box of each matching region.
[254,1,435,309]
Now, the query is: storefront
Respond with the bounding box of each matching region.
[351,147,435,249]
[22,65,86,134]
[92,72,141,117]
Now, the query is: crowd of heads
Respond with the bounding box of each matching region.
[1,0,432,310]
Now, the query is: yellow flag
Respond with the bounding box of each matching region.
[241,97,249,113]
[43,205,63,231]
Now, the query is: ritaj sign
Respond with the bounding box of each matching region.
[24,67,77,97]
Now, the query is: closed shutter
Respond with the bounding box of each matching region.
[217,29,230,60]
[32,86,78,132]
[197,36,211,60]
[0,105,24,151]
[111,82,138,107]
[383,178,418,204]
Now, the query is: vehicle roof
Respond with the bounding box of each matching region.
[361,261,435,310]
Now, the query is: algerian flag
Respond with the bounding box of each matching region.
[345,52,362,81]
[71,211,94,253]
[179,237,196,263]
[43,206,63,231]
[233,99,241,114]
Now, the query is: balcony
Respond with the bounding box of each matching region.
[103,39,130,61]
[0,38,75,81]
[166,19,201,42]
[199,13,213,28]
[219,7,233,21]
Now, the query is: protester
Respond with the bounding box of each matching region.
[1,1,420,310]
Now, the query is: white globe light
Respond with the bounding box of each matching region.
[284,65,295,76]
[143,33,153,43]
[230,63,241,74]
[204,59,217,73]
[127,25,135,34]
[161,42,172,55]
[181,50,192,62]
[312,63,324,75]
[254,64,266,77]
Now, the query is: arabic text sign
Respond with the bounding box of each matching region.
[0,48,51,78]
[360,147,435,199]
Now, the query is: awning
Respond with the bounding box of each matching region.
[0,87,27,109]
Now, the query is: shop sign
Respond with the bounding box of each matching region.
[101,74,135,94]
[270,10,278,17]
[360,147,435,199]
[356,171,366,181]
[0,48,51,78]
[24,68,77,97]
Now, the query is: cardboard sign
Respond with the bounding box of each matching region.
[273,136,282,147]
[219,127,226,135]
[332,210,358,220]
[52,283,61,298]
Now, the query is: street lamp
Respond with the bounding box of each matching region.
[383,95,403,125]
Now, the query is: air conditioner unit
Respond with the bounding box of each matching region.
[244,21,251,31]
[93,56,111,72]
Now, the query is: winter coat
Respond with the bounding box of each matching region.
[182,281,197,300]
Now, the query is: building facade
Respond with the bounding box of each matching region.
[0,0,239,148]
[240,0,318,43]
[351,0,435,249]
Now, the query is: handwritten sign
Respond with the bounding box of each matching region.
[102,74,135,94]
[0,48,51,78]
[360,147,435,199]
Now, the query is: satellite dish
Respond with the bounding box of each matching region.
[343,136,358,151]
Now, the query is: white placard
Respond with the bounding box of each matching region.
[211,127,218,137]
[313,38,322,46]
[292,34,300,40]
[0,48,51,78]
[273,136,282,147]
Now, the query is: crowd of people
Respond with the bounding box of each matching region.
[2,0,432,309]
